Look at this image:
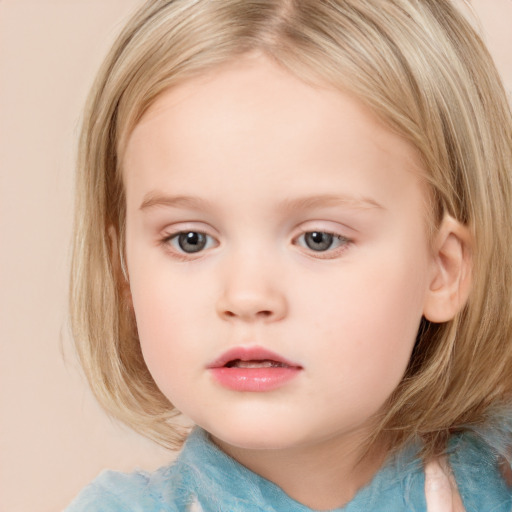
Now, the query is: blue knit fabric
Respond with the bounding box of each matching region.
[65,427,512,512]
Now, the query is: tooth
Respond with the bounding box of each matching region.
[233,360,286,368]
[238,361,271,368]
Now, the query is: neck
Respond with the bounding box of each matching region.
[211,431,389,510]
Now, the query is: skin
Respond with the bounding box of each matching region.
[425,459,465,512]
[123,52,462,509]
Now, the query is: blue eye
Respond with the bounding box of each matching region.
[168,231,212,253]
[298,231,350,252]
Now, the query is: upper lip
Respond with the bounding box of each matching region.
[207,346,302,369]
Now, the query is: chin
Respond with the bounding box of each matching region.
[198,416,313,452]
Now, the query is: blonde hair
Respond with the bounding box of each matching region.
[71,0,512,454]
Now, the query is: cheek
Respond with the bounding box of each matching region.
[128,267,189,367]
[309,251,428,385]
[127,260,219,395]
[128,240,204,335]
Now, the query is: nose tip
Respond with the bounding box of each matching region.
[216,290,287,323]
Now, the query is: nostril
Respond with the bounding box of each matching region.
[221,309,274,320]
[222,309,273,318]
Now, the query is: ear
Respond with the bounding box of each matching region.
[423,215,472,323]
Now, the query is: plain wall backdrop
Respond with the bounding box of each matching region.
[0,1,511,511]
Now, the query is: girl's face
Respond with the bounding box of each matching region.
[123,53,435,453]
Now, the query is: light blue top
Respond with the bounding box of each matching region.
[65,427,512,512]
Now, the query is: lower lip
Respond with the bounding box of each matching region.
[209,367,301,392]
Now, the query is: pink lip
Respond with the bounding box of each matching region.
[208,346,302,392]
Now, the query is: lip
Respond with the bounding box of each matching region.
[207,346,303,392]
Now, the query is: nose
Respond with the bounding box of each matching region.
[216,255,288,323]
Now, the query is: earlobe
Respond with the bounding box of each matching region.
[423,216,472,323]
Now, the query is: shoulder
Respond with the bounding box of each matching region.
[64,463,190,512]
[64,429,215,512]
[449,431,512,512]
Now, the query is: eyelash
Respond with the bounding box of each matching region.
[160,230,353,260]
[160,231,217,261]
[295,231,352,259]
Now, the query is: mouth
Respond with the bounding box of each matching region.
[208,346,302,392]
[208,346,302,370]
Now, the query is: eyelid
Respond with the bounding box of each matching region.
[159,221,219,242]
[157,222,354,260]
[292,224,354,259]
[294,231,351,250]
[159,224,220,260]
[294,219,357,235]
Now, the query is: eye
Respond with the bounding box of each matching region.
[165,231,216,254]
[296,231,351,253]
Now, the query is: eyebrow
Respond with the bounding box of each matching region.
[140,193,213,211]
[139,192,384,212]
[279,194,384,213]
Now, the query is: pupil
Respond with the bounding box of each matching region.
[178,232,207,253]
[306,232,333,251]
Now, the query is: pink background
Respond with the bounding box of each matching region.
[0,1,510,511]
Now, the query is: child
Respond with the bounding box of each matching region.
[66,0,512,510]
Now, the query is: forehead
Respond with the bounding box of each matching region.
[123,53,426,214]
